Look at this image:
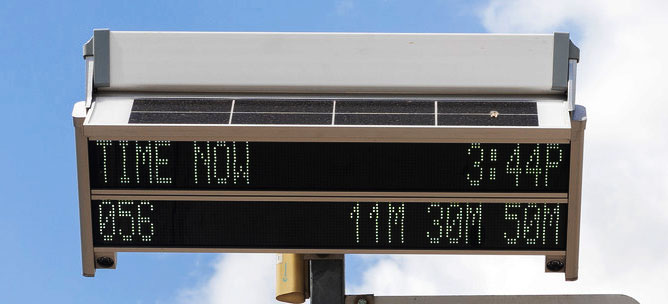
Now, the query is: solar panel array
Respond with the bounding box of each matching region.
[129,98,538,126]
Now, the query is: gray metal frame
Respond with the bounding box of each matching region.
[83,125,571,144]
[95,247,565,256]
[350,295,638,304]
[91,190,568,200]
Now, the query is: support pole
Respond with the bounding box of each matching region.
[310,256,345,304]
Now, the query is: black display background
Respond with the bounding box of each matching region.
[88,141,570,192]
[92,200,568,250]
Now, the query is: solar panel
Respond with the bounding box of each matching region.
[128,98,540,126]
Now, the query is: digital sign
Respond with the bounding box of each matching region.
[92,200,567,250]
[89,141,570,192]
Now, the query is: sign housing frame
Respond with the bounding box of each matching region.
[74,31,584,280]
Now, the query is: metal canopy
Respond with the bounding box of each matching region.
[84,30,578,94]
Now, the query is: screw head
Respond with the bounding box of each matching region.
[96,256,115,268]
[546,259,565,272]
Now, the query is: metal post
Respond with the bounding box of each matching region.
[310,256,345,304]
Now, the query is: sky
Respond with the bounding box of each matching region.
[1,0,667,303]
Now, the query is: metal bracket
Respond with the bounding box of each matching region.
[94,252,117,269]
[92,29,110,88]
[82,28,110,109]
[84,57,94,109]
[310,255,345,304]
[567,59,578,112]
[545,255,566,273]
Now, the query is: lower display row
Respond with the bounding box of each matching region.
[91,200,568,251]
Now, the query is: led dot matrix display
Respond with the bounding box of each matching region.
[93,200,567,250]
[89,141,570,192]
[88,140,572,251]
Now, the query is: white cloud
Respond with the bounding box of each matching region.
[178,254,282,304]
[353,1,668,303]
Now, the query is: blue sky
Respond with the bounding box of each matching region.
[2,0,667,303]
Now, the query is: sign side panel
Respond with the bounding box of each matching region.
[565,107,586,280]
[73,102,96,277]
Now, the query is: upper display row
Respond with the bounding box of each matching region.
[89,140,570,192]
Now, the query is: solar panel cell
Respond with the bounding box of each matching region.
[234,99,332,113]
[132,98,233,112]
[335,114,434,125]
[129,112,230,124]
[336,100,433,113]
[231,113,332,125]
[437,114,538,126]
[437,101,537,114]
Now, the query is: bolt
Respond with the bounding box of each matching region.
[96,256,115,268]
[546,260,565,272]
[357,298,368,304]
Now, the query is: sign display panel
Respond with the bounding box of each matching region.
[92,200,567,250]
[89,141,570,192]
